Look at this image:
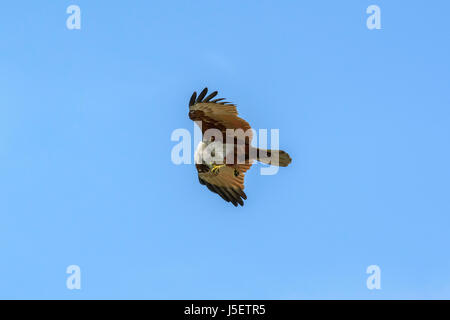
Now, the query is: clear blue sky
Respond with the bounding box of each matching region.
[1,1,450,299]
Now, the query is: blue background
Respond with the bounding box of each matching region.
[1,1,449,299]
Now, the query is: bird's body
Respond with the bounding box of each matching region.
[194,140,238,168]
[188,88,292,206]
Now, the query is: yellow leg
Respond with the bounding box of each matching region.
[211,164,225,175]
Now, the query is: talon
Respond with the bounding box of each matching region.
[211,164,225,175]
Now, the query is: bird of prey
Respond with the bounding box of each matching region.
[189,88,292,207]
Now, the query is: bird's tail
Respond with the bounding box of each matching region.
[256,148,292,167]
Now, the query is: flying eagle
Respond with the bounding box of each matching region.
[189,88,292,207]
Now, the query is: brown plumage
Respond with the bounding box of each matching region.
[189,88,291,207]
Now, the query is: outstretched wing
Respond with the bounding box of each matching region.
[197,163,252,207]
[188,88,253,143]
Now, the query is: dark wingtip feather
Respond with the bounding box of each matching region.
[212,185,232,203]
[196,88,208,103]
[189,92,197,107]
[230,188,244,206]
[203,91,218,102]
[225,188,244,207]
